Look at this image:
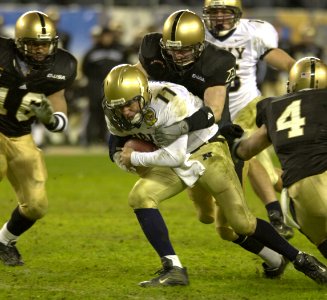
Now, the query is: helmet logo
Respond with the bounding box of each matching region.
[143,107,157,126]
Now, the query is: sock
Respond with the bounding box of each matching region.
[251,218,299,261]
[0,222,19,245]
[259,247,282,268]
[7,207,35,236]
[134,208,175,257]
[165,255,183,268]
[266,200,283,217]
[233,235,282,267]
[318,240,327,259]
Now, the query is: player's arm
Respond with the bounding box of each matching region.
[31,89,68,132]
[121,135,188,169]
[264,48,295,72]
[234,125,272,161]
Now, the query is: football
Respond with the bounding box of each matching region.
[124,138,158,152]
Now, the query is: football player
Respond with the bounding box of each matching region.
[0,11,77,265]
[234,57,327,259]
[104,64,327,287]
[132,9,290,279]
[201,0,296,240]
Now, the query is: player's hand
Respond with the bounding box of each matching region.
[113,151,136,173]
[155,120,189,146]
[120,146,135,170]
[30,95,55,126]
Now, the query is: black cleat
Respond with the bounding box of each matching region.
[0,241,24,266]
[293,252,327,285]
[139,257,189,287]
[262,256,288,278]
[268,210,294,240]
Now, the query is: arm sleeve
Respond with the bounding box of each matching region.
[108,134,131,161]
[131,135,188,168]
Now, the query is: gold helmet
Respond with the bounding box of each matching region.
[287,57,327,93]
[160,10,205,71]
[103,64,151,131]
[15,11,58,66]
[203,0,242,38]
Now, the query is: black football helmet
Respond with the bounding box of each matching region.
[15,11,59,67]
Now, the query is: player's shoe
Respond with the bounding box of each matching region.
[268,210,294,240]
[293,252,327,285]
[262,256,288,278]
[0,241,24,266]
[139,257,189,287]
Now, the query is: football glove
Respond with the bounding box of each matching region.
[155,120,189,146]
[30,95,56,126]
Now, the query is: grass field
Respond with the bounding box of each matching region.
[0,151,326,299]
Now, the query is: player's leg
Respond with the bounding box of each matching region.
[0,134,48,266]
[198,141,327,285]
[288,171,327,258]
[248,158,294,239]
[234,97,293,239]
[129,167,189,287]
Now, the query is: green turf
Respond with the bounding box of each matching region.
[0,153,326,299]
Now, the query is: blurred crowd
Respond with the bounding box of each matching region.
[0,0,326,7]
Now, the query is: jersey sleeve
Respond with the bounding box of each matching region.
[253,20,278,58]
[201,45,236,87]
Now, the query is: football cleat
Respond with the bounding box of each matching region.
[262,256,289,278]
[0,241,24,266]
[268,210,294,240]
[293,252,327,285]
[139,257,189,287]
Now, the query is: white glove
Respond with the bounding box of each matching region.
[113,151,136,173]
[30,95,55,126]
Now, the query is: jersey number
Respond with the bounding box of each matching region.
[0,87,43,121]
[276,99,305,138]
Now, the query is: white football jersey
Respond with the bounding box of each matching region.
[206,19,278,120]
[106,81,218,186]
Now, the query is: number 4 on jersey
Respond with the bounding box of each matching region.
[276,100,306,138]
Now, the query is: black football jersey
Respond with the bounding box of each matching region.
[256,89,327,187]
[0,37,77,137]
[139,33,236,128]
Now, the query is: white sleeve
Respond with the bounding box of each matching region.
[255,21,278,57]
[131,134,188,168]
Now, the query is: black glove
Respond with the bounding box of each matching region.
[219,123,244,149]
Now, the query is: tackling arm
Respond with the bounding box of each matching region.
[234,125,272,160]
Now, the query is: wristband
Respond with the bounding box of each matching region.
[45,112,68,132]
[185,106,215,132]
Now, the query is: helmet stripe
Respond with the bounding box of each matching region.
[171,10,184,41]
[310,57,316,89]
[36,12,47,34]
